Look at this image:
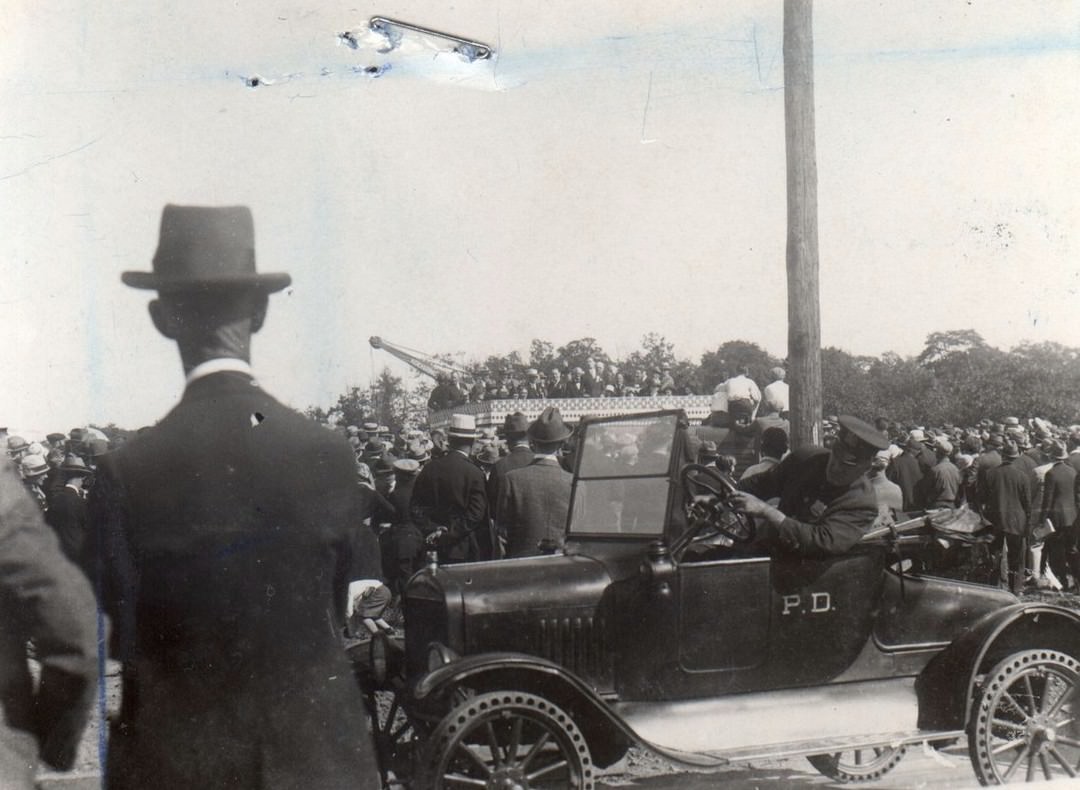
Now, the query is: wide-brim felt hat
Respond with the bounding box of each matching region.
[122,205,290,293]
[60,454,91,477]
[528,407,572,443]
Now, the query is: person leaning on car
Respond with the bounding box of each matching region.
[731,415,890,556]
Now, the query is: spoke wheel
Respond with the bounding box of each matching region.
[420,690,594,789]
[807,745,906,782]
[969,649,1080,785]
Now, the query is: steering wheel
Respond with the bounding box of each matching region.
[679,463,755,545]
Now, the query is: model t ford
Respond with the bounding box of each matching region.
[358,411,1080,787]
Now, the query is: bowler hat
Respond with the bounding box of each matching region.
[1048,440,1068,461]
[528,407,572,444]
[476,445,501,465]
[123,205,290,293]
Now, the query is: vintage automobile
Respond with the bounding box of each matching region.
[359,411,1080,788]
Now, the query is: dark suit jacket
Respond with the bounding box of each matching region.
[0,465,97,782]
[487,444,534,508]
[87,371,377,789]
[498,458,574,557]
[983,459,1032,536]
[740,447,879,556]
[411,449,488,562]
[1040,461,1078,531]
[886,451,924,512]
[45,484,87,564]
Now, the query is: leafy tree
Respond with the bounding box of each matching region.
[528,339,556,371]
[699,341,782,392]
[555,338,610,372]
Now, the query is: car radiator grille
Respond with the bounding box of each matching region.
[536,615,610,679]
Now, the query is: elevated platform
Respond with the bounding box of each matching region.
[429,395,713,431]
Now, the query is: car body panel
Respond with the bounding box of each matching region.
[394,410,1072,774]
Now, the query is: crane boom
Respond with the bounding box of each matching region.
[369,336,472,381]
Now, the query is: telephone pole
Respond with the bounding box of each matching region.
[784,0,822,449]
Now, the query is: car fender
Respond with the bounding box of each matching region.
[412,651,649,767]
[915,602,1080,731]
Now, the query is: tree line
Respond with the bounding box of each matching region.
[304,329,1080,432]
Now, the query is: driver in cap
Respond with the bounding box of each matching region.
[732,415,889,556]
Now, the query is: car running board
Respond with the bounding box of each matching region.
[612,677,963,764]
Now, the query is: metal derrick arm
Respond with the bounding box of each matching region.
[368,336,472,381]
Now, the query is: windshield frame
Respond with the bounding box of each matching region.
[565,410,685,541]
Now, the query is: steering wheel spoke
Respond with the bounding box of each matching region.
[679,464,755,546]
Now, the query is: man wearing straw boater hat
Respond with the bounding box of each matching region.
[410,413,490,563]
[87,205,379,789]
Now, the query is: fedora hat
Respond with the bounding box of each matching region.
[60,454,91,477]
[528,407,572,444]
[503,412,530,437]
[447,414,477,440]
[122,205,290,293]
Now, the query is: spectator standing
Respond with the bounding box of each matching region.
[498,408,575,557]
[1039,441,1079,591]
[0,464,98,790]
[44,455,91,564]
[887,434,926,512]
[983,439,1033,593]
[924,436,961,509]
[411,414,490,563]
[87,204,380,788]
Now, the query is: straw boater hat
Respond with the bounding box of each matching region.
[122,205,290,293]
[447,414,478,440]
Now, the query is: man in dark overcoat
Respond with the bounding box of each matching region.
[497,407,576,557]
[410,414,489,563]
[44,455,92,565]
[983,439,1033,593]
[486,413,534,511]
[1039,441,1080,591]
[86,205,379,789]
[1,464,98,789]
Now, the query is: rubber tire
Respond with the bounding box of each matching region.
[419,690,595,789]
[968,648,1080,785]
[806,745,906,782]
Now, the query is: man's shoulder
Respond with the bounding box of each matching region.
[507,459,570,482]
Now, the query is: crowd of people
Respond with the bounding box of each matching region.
[425,355,726,409]
[5,196,1078,789]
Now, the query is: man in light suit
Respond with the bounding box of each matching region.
[498,407,576,558]
[87,205,379,789]
[1,464,98,790]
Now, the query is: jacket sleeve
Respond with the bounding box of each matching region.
[753,504,873,557]
[1,466,98,770]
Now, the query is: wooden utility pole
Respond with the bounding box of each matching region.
[783,0,822,449]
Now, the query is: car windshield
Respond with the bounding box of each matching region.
[568,413,678,537]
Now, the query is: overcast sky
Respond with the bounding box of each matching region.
[3,1,1078,433]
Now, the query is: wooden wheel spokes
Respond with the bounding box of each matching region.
[972,651,1080,784]
[427,692,593,789]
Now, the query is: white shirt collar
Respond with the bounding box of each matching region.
[185,358,254,387]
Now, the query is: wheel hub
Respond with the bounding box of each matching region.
[487,769,526,790]
[1026,717,1057,752]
